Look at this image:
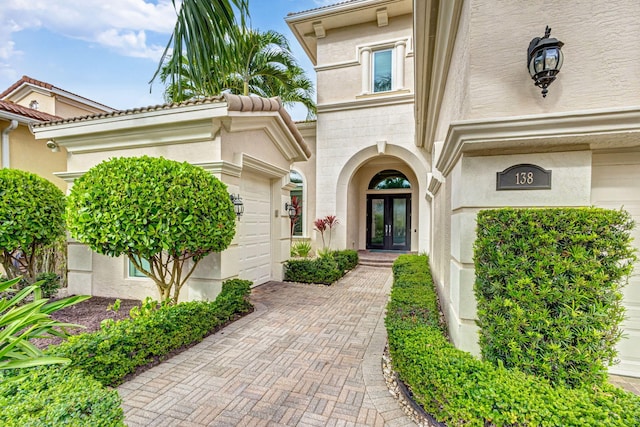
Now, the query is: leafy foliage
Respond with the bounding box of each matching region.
[386,254,640,427]
[151,0,249,96]
[290,240,312,258]
[66,156,237,303]
[474,207,636,388]
[0,169,66,285]
[49,279,253,386]
[0,278,89,373]
[314,215,339,249]
[284,250,358,285]
[0,366,124,426]
[163,28,316,118]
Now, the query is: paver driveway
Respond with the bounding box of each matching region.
[118,266,415,426]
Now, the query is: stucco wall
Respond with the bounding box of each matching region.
[0,120,67,190]
[466,0,640,120]
[316,14,414,106]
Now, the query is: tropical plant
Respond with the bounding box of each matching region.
[0,278,89,373]
[290,240,312,258]
[288,195,302,243]
[314,215,339,249]
[162,28,316,118]
[0,169,66,286]
[151,0,249,97]
[66,156,237,303]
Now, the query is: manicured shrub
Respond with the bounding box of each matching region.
[0,366,124,426]
[333,249,358,272]
[284,249,358,284]
[48,278,252,387]
[386,254,640,427]
[66,156,237,303]
[290,240,312,258]
[474,207,636,388]
[0,169,66,285]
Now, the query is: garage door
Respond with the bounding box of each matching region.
[238,172,272,285]
[592,152,640,378]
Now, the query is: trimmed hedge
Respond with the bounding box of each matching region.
[474,208,636,388]
[0,278,252,426]
[386,254,640,427]
[49,278,253,386]
[284,250,359,284]
[0,367,124,427]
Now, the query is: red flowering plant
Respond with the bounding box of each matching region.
[314,215,339,249]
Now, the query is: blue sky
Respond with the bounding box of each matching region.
[0,0,333,120]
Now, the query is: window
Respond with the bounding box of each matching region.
[373,49,393,93]
[290,170,303,236]
[368,170,411,190]
[128,257,151,278]
[29,100,39,110]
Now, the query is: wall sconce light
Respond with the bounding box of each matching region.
[46,140,59,152]
[527,26,564,97]
[229,194,244,219]
[284,202,297,220]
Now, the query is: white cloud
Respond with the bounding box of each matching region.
[0,0,178,61]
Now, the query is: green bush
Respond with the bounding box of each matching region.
[66,156,237,302]
[386,254,640,427]
[284,250,358,284]
[48,278,252,387]
[0,367,124,426]
[333,249,358,272]
[34,273,60,299]
[474,207,636,388]
[0,169,66,285]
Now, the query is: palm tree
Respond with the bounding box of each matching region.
[151,0,249,99]
[162,28,316,119]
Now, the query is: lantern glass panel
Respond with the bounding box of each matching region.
[545,48,559,70]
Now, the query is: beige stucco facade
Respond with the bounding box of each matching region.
[32,95,309,302]
[288,0,640,378]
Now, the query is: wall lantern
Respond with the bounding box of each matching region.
[229,194,244,219]
[527,26,564,97]
[284,202,297,220]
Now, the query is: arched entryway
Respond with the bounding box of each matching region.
[366,170,411,250]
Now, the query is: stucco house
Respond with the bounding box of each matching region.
[27,0,640,379]
[286,0,640,378]
[0,75,114,190]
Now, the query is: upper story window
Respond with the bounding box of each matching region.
[360,39,407,96]
[373,49,393,93]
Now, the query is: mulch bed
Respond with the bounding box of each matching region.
[32,296,142,349]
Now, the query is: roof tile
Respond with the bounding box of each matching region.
[0,100,61,121]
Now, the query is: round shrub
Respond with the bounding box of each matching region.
[66,156,236,301]
[0,169,65,283]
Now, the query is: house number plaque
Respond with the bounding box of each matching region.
[496,164,551,190]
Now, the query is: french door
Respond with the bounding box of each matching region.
[366,194,411,251]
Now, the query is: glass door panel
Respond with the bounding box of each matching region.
[392,198,407,247]
[370,198,385,246]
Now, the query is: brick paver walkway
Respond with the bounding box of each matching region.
[118,266,415,426]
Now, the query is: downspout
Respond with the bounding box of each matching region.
[2,120,18,168]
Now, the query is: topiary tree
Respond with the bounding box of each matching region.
[0,169,66,285]
[66,156,237,303]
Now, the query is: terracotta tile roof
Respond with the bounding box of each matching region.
[0,75,115,111]
[287,0,360,16]
[0,99,61,122]
[31,93,312,159]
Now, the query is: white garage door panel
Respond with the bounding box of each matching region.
[592,156,640,377]
[239,173,271,285]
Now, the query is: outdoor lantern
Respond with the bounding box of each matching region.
[527,26,564,98]
[229,194,244,219]
[285,202,297,220]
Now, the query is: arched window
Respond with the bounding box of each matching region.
[368,170,411,190]
[290,170,303,236]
